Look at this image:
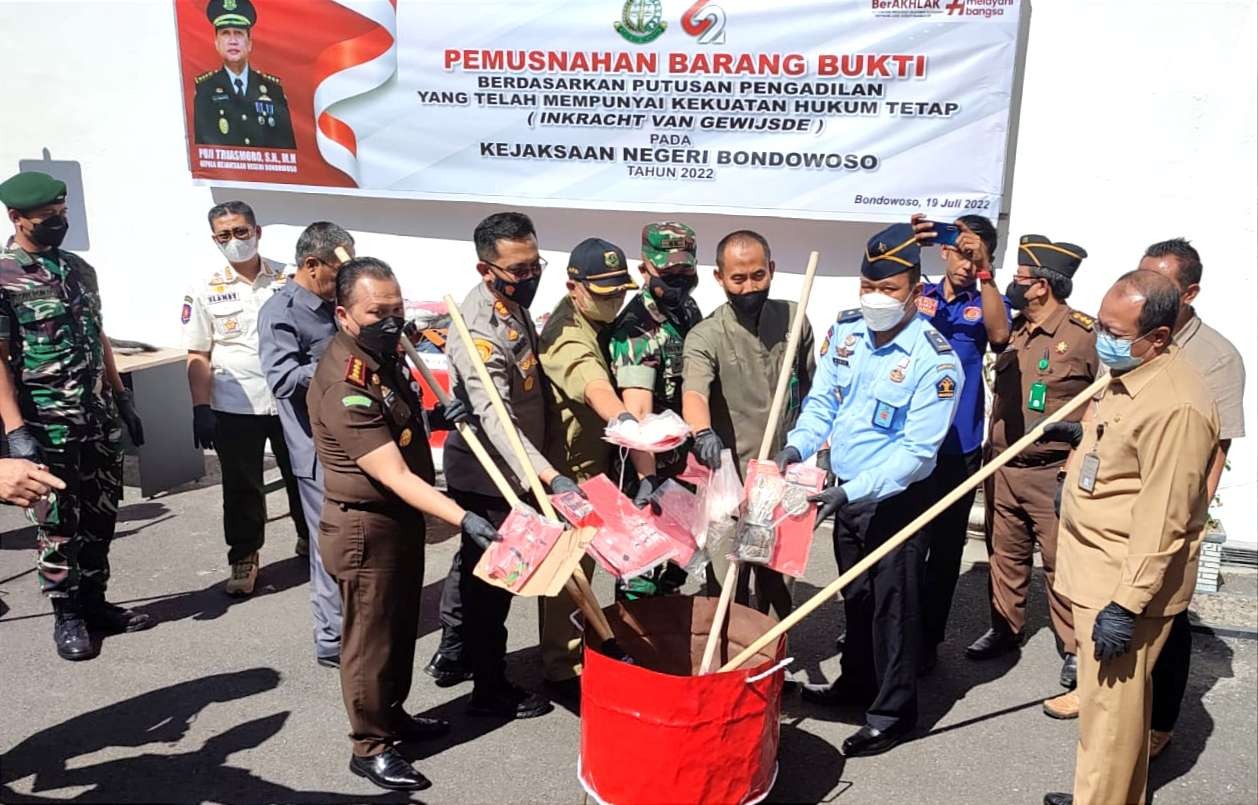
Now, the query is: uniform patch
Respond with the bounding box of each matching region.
[924,329,953,354]
[493,301,510,320]
[519,352,537,372]
[523,374,536,392]
[819,329,832,357]
[916,297,939,318]
[936,376,957,399]
[873,400,895,428]
[963,306,982,322]
[344,356,368,388]
[181,302,192,324]
[507,327,520,342]
[890,367,905,383]
[474,338,494,364]
[399,428,413,447]
[1056,340,1069,354]
[222,318,240,333]
[342,394,373,409]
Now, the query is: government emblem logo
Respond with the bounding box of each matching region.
[615,0,667,44]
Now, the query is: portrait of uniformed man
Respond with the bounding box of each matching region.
[192,0,295,149]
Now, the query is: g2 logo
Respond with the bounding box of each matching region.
[682,1,726,44]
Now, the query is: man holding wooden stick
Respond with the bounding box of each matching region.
[776,224,962,757]
[1043,270,1218,805]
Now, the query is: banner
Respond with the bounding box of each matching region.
[174,0,1023,221]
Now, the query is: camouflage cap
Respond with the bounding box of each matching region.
[641,221,697,270]
[0,171,67,212]
[568,237,638,296]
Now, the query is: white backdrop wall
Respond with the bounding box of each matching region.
[2,0,1254,547]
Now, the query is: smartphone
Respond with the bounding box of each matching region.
[928,221,961,247]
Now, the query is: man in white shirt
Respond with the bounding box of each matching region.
[183,200,307,595]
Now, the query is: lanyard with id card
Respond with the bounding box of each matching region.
[1077,423,1104,493]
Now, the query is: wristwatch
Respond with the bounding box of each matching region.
[976,269,993,282]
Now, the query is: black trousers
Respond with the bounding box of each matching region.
[1151,609,1192,732]
[921,448,983,648]
[449,487,516,689]
[834,478,931,732]
[214,411,309,564]
[435,548,465,660]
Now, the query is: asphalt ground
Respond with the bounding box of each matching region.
[1,464,1255,805]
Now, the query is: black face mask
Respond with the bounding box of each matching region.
[355,315,404,359]
[649,272,697,308]
[30,214,69,249]
[1005,280,1031,311]
[728,289,770,321]
[493,275,541,309]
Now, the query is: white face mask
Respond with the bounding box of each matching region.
[860,291,908,332]
[218,234,259,264]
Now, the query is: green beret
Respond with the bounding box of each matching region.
[0,171,67,211]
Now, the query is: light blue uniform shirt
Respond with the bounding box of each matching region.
[787,310,963,505]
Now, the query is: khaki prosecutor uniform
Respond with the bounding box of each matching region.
[682,299,814,619]
[1056,348,1218,805]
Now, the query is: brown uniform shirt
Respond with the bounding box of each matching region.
[539,296,615,481]
[1173,311,1246,441]
[989,303,1098,460]
[1056,348,1220,616]
[308,331,435,504]
[682,299,815,475]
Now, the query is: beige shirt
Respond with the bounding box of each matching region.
[539,296,615,481]
[1057,348,1220,616]
[182,257,289,415]
[1173,311,1246,440]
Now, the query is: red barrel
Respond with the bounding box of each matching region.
[579,596,787,805]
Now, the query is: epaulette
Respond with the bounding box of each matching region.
[836,308,861,323]
[344,356,368,388]
[194,70,215,85]
[258,71,282,85]
[1069,310,1095,331]
[924,329,953,354]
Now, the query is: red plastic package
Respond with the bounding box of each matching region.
[738,460,826,577]
[647,479,702,569]
[553,475,678,579]
[480,508,565,592]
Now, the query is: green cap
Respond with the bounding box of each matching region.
[641,221,697,270]
[0,171,67,211]
[206,0,255,29]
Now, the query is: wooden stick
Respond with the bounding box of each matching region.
[698,251,821,675]
[718,373,1111,673]
[443,294,616,642]
[400,330,524,510]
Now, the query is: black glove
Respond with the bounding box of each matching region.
[691,428,724,470]
[633,474,662,514]
[808,485,849,524]
[773,445,802,472]
[1092,601,1136,662]
[1039,421,1084,448]
[427,398,469,432]
[192,404,217,450]
[548,474,585,498]
[115,389,145,447]
[5,425,44,463]
[815,448,835,488]
[460,511,502,551]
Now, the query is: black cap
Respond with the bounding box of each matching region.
[1017,235,1087,278]
[861,223,921,280]
[206,0,255,29]
[567,238,637,296]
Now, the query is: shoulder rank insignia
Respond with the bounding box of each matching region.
[493,300,510,321]
[1069,310,1095,331]
[194,70,215,85]
[259,71,282,85]
[836,308,862,324]
[344,356,368,388]
[924,329,953,354]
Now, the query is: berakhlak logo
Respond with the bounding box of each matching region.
[683,1,727,44]
[615,0,667,44]
[946,0,966,14]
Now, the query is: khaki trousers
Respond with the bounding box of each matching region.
[985,461,1076,651]
[538,555,597,682]
[1072,605,1175,805]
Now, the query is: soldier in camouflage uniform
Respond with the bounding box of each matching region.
[603,221,703,596]
[0,171,149,661]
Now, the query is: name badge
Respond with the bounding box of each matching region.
[1078,452,1100,493]
[872,400,895,429]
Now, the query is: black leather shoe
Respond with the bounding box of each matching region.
[842,724,907,757]
[965,626,1024,660]
[1043,793,1073,805]
[349,747,431,791]
[800,680,873,709]
[317,654,340,670]
[83,597,153,634]
[543,676,582,708]
[394,713,451,741]
[1059,654,1078,689]
[468,682,554,719]
[424,652,472,687]
[52,599,95,661]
